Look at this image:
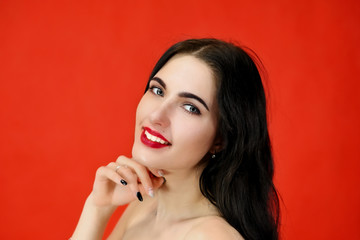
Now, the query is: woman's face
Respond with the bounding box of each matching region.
[132,54,219,172]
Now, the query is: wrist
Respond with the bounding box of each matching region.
[85,193,118,218]
[71,193,117,240]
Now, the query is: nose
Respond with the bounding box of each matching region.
[148,100,171,128]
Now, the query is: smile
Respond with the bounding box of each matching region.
[144,130,169,144]
[140,127,171,149]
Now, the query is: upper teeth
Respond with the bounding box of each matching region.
[145,130,169,145]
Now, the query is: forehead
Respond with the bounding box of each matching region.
[154,54,217,105]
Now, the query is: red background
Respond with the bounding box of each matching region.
[1,0,359,239]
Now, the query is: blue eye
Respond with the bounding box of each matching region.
[184,104,200,115]
[150,86,164,96]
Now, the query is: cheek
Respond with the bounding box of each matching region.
[133,96,153,145]
[133,97,148,145]
[132,99,148,163]
[135,95,151,125]
[173,117,217,163]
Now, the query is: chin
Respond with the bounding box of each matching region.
[132,146,157,168]
[132,138,170,168]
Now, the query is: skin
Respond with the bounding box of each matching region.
[71,54,243,240]
[132,54,219,172]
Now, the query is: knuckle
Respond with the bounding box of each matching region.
[107,162,115,167]
[122,167,133,175]
[116,155,126,162]
[95,166,105,176]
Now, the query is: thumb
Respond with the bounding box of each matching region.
[148,168,166,190]
[152,174,166,190]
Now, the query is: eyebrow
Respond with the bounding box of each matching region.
[151,77,166,90]
[150,77,210,111]
[178,92,209,111]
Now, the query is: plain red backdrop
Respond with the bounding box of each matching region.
[1,0,359,239]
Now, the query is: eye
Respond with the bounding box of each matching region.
[150,86,164,96]
[183,104,201,115]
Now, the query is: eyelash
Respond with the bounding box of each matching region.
[149,86,164,96]
[183,104,201,115]
[148,85,201,116]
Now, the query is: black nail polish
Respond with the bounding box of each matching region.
[137,192,143,202]
[120,179,127,186]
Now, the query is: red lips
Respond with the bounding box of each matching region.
[140,127,171,149]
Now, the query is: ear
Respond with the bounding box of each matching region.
[209,136,223,154]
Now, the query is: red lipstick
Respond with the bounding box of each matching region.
[141,127,171,149]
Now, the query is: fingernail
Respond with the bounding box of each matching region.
[162,176,166,184]
[120,179,127,186]
[158,170,164,177]
[148,188,154,198]
[137,192,143,202]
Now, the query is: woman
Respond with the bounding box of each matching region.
[71,39,280,240]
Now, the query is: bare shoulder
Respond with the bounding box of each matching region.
[184,216,244,240]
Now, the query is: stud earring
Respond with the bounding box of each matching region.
[211,151,216,159]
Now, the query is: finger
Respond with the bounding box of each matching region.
[114,165,138,186]
[148,169,166,187]
[95,165,123,185]
[113,163,149,201]
[151,174,166,190]
[116,156,154,197]
[108,162,144,201]
[120,167,164,198]
[148,168,165,178]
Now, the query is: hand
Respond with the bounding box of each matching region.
[91,155,165,207]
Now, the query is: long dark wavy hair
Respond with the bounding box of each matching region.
[145,39,280,240]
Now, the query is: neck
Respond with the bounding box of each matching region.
[153,167,218,223]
